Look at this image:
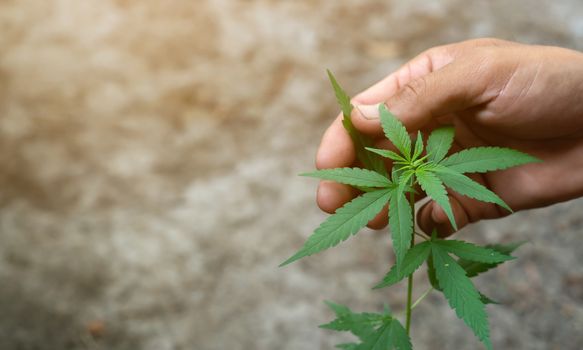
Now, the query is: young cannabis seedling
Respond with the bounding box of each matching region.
[280,71,539,349]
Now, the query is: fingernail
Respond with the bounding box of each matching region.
[352,104,380,120]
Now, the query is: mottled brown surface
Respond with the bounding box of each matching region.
[0,1,583,349]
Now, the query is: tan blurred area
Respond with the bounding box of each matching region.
[1,1,583,349]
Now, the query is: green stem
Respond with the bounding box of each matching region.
[405,190,416,335]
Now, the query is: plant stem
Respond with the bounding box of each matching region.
[411,287,433,310]
[405,191,416,335]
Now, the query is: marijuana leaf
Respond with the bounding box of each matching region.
[426,127,455,163]
[458,241,525,277]
[411,131,424,161]
[479,292,499,305]
[358,319,411,350]
[366,147,407,163]
[431,243,492,350]
[281,188,392,266]
[441,147,540,174]
[322,302,411,350]
[374,241,431,289]
[388,189,414,266]
[432,239,514,264]
[321,301,381,340]
[301,168,393,188]
[328,70,387,176]
[415,168,457,230]
[320,312,385,338]
[379,104,412,160]
[432,166,512,212]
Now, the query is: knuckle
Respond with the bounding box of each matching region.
[402,77,428,101]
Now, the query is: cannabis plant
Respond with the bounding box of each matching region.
[280,71,540,349]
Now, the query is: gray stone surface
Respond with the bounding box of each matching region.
[0,1,582,349]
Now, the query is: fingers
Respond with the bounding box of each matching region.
[316,182,388,230]
[367,205,388,230]
[417,187,504,237]
[417,196,470,237]
[348,46,456,137]
[316,181,356,214]
[316,114,355,169]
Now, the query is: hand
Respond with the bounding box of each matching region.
[316,38,583,235]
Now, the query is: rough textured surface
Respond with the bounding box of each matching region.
[0,1,582,349]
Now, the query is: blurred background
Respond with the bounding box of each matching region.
[1,0,583,349]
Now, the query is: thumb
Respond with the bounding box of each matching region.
[385,58,499,131]
[350,57,504,136]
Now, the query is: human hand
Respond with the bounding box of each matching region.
[316,38,583,235]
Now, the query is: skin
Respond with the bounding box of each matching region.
[316,38,583,236]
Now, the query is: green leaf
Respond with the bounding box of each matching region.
[280,189,392,266]
[426,252,440,290]
[479,292,499,305]
[301,168,393,188]
[365,147,407,162]
[358,319,411,350]
[320,312,385,337]
[411,131,424,161]
[374,241,431,289]
[322,302,382,341]
[426,127,455,162]
[432,239,514,264]
[415,169,457,230]
[327,69,353,118]
[325,300,352,317]
[328,70,387,176]
[337,344,359,350]
[387,320,412,350]
[432,244,492,350]
[388,189,414,266]
[379,104,412,159]
[441,147,540,174]
[432,166,512,212]
[459,241,525,278]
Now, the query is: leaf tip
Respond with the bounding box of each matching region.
[279,253,302,267]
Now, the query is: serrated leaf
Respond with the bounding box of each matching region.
[459,241,525,277]
[426,252,440,290]
[388,189,414,266]
[426,127,455,162]
[411,131,424,161]
[432,244,492,350]
[327,69,353,117]
[322,302,381,340]
[389,321,412,350]
[320,312,385,337]
[328,70,387,176]
[301,168,393,188]
[379,104,412,159]
[479,292,499,305]
[325,300,352,317]
[374,241,431,289]
[365,147,407,162]
[441,147,540,174]
[358,319,411,350]
[432,166,512,212]
[281,189,392,266]
[337,343,359,350]
[415,169,457,230]
[432,239,514,264]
